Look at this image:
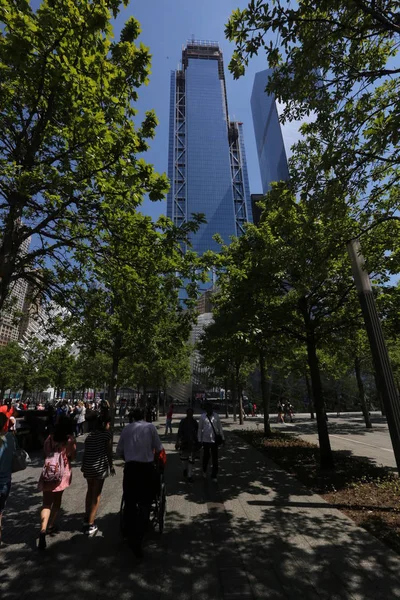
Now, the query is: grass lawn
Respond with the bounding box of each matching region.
[236,429,400,554]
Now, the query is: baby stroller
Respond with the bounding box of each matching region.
[120,450,167,537]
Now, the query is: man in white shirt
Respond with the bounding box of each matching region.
[116,408,163,558]
[198,403,225,482]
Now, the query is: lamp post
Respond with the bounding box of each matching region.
[347,238,400,473]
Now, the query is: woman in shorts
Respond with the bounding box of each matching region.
[0,413,15,545]
[81,416,115,536]
[38,416,76,550]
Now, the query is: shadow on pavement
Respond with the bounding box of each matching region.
[1,431,400,600]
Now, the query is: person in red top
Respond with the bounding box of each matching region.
[165,404,174,436]
[0,405,15,432]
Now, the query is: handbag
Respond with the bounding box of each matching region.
[207,416,223,447]
[12,438,30,473]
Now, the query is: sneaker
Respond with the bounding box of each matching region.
[38,532,46,550]
[211,476,218,483]
[86,524,98,537]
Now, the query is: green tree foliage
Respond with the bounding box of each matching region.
[0,0,168,309]
[57,212,205,420]
[20,337,51,400]
[44,344,76,398]
[74,352,111,396]
[202,185,367,469]
[198,304,256,425]
[226,0,400,239]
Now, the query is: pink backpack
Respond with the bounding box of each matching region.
[41,438,65,483]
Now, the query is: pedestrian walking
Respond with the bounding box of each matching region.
[8,413,16,433]
[75,401,86,437]
[175,408,199,483]
[0,413,15,545]
[120,399,127,424]
[116,408,164,559]
[198,403,225,482]
[37,417,76,550]
[165,403,174,435]
[0,403,15,431]
[100,399,111,424]
[277,401,284,424]
[81,416,115,536]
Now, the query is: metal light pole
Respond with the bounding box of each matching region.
[347,238,400,473]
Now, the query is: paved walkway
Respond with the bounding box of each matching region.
[227,412,397,469]
[1,419,400,599]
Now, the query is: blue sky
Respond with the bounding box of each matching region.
[110,0,294,221]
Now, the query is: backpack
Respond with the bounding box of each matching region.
[41,440,65,483]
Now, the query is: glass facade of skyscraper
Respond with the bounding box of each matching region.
[251,69,289,194]
[167,41,252,254]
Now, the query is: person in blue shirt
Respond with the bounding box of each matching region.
[0,412,16,545]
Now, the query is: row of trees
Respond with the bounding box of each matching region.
[0,340,75,402]
[0,336,191,413]
[196,1,400,470]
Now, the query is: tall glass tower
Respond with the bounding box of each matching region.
[251,69,289,194]
[167,40,252,254]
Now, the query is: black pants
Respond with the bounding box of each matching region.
[202,443,218,477]
[123,461,156,548]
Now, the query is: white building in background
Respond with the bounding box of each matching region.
[0,279,29,346]
[0,237,31,346]
[168,291,214,404]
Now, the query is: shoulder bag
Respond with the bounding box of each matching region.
[12,436,30,473]
[207,416,223,447]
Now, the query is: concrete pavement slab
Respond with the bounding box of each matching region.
[1,420,400,599]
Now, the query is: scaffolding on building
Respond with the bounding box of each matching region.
[229,122,249,236]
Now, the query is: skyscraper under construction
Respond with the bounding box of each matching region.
[167,40,252,254]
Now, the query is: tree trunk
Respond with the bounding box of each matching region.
[162,386,166,416]
[224,378,229,418]
[231,377,237,422]
[355,357,372,428]
[301,303,334,470]
[239,391,244,425]
[236,363,243,425]
[156,389,160,420]
[142,386,147,409]
[0,201,25,311]
[108,335,122,429]
[259,351,272,436]
[21,384,28,403]
[304,372,314,419]
[81,388,85,401]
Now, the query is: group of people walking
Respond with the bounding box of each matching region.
[37,412,114,549]
[277,400,295,423]
[0,402,225,558]
[176,404,225,483]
